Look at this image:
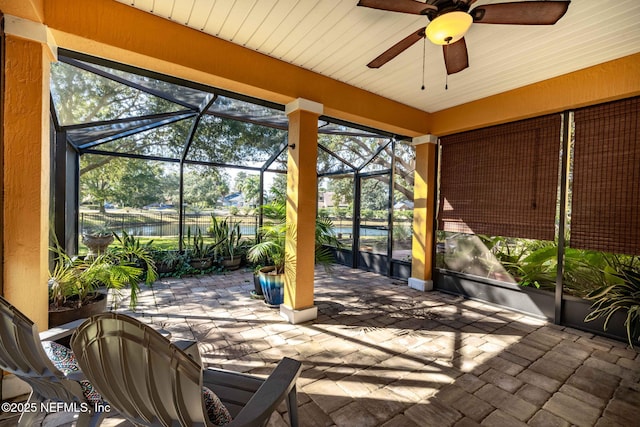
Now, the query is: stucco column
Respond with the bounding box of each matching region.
[409,134,438,291]
[281,98,322,324]
[2,16,56,328]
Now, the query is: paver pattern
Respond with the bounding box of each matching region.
[3,265,638,426]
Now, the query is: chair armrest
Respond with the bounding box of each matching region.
[226,357,302,426]
[173,340,202,366]
[39,318,86,342]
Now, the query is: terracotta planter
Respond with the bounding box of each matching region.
[258,266,285,307]
[82,234,114,256]
[48,292,108,328]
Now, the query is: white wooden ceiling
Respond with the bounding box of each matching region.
[116,0,640,113]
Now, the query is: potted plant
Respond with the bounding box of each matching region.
[81,224,114,256]
[185,228,222,271]
[48,239,156,327]
[247,221,288,307]
[112,230,158,284]
[209,215,244,270]
[585,268,640,348]
[247,202,341,306]
[152,249,184,275]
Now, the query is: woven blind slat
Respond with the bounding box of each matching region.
[438,114,561,240]
[571,97,640,255]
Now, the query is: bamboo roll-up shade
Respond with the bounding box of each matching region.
[571,97,640,255]
[438,114,561,240]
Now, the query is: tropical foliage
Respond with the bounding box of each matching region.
[247,202,341,274]
[247,221,289,274]
[437,232,640,298]
[184,228,219,260]
[112,230,158,285]
[49,232,157,310]
[585,269,640,347]
[208,215,244,261]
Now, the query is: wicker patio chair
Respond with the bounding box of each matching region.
[71,312,302,426]
[0,295,106,426]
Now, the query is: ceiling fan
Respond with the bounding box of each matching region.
[358,0,570,75]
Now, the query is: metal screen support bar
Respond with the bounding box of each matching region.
[178,95,216,251]
[555,111,572,324]
[387,139,395,275]
[432,139,442,283]
[352,173,360,269]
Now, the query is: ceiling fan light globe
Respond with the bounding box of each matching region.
[426,11,473,45]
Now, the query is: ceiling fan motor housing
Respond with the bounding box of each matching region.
[424,0,473,21]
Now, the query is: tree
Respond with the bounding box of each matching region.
[52,61,287,171]
[113,161,165,208]
[361,179,389,211]
[267,174,287,205]
[233,172,248,192]
[80,156,166,210]
[237,174,260,207]
[325,176,354,216]
[189,114,286,166]
[318,135,415,201]
[80,156,117,213]
[183,167,230,208]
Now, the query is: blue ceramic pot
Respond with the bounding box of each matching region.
[258,266,284,307]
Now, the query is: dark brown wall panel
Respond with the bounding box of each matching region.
[571,97,640,255]
[438,114,561,240]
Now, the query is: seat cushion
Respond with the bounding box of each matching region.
[42,341,103,403]
[203,386,233,426]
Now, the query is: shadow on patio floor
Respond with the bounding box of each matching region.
[110,265,639,427]
[6,265,637,426]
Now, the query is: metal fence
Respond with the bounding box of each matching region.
[79,211,260,239]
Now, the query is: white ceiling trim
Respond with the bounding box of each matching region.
[117,0,640,113]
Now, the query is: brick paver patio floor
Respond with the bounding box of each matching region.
[109,265,639,427]
[5,265,637,426]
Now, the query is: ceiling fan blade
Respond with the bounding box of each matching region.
[471,1,570,25]
[357,0,437,15]
[443,38,469,75]
[367,28,426,69]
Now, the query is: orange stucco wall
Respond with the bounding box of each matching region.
[411,143,437,282]
[2,35,50,328]
[0,0,43,22]
[285,108,319,310]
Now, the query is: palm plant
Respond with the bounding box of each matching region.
[247,221,288,274]
[247,202,341,274]
[315,213,342,265]
[112,230,158,285]
[49,245,146,310]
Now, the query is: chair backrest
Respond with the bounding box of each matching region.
[0,295,86,403]
[71,312,210,426]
